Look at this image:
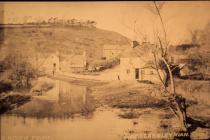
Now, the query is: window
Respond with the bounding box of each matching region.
[135,68,139,79]
[126,69,130,74]
[150,71,154,75]
[101,57,106,60]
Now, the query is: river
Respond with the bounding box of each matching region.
[1,79,184,140]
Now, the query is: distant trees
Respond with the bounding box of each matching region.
[23,17,97,28]
[23,16,32,24]
[172,23,210,75]
[187,50,207,73]
[197,22,210,50]
[189,29,199,45]
[184,22,210,77]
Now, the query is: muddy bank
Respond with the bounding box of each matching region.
[0,93,31,114]
[91,80,210,139]
[102,91,168,108]
[0,76,56,115]
[91,81,168,109]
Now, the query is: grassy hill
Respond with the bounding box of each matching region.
[0,26,130,64]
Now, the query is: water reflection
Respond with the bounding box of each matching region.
[9,80,95,118]
[1,107,182,140]
[1,108,132,140]
[59,80,88,105]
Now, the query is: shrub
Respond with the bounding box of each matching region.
[0,81,13,94]
[9,61,37,91]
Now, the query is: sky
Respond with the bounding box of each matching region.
[1,1,210,45]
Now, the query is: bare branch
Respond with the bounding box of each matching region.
[153,1,168,55]
[157,35,165,57]
[153,53,167,91]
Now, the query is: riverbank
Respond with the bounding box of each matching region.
[2,75,210,121]
[0,76,56,114]
[0,92,31,114]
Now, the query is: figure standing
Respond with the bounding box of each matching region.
[53,63,56,76]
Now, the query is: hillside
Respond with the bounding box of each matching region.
[0,26,130,63]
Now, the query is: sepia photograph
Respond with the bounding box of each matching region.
[0,1,210,140]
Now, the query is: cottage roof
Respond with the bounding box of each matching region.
[120,56,156,69]
[121,43,155,58]
[120,42,163,69]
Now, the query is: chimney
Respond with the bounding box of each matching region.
[132,40,140,48]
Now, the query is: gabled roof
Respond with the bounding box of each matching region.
[120,42,163,69]
[121,42,155,58]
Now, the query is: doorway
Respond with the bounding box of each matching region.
[135,68,139,79]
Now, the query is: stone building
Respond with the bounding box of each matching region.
[119,42,166,84]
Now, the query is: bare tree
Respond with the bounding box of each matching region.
[150,1,189,132]
[23,16,32,24]
[189,28,199,45]
[148,2,210,137]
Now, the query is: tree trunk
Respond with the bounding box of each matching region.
[161,57,187,131]
[161,57,175,94]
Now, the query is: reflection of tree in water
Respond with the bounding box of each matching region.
[58,81,95,116]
